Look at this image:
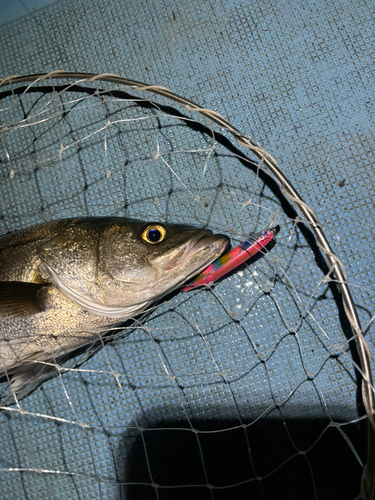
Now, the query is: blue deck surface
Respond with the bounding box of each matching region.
[0,1,374,499]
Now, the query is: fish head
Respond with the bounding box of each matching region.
[98,219,230,307]
[38,218,229,317]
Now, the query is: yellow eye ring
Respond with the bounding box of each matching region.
[141,224,166,244]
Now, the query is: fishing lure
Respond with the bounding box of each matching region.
[182,226,279,292]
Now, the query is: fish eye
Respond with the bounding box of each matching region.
[141,224,166,244]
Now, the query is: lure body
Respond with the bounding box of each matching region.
[182,226,279,292]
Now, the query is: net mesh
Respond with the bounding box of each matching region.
[0,74,373,500]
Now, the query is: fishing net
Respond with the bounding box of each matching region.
[0,72,374,500]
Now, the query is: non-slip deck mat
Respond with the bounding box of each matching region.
[0,1,374,499]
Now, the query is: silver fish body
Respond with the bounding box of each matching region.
[0,217,229,401]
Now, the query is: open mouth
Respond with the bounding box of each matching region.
[192,232,230,261]
[154,230,230,271]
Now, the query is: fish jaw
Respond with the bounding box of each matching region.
[148,232,230,292]
[151,230,229,272]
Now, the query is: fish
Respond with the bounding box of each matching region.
[0,217,229,403]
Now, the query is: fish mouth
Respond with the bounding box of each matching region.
[153,230,230,272]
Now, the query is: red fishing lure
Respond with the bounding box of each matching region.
[182,226,279,292]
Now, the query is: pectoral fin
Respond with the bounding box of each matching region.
[0,281,48,318]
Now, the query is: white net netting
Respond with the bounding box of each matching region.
[0,73,374,500]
